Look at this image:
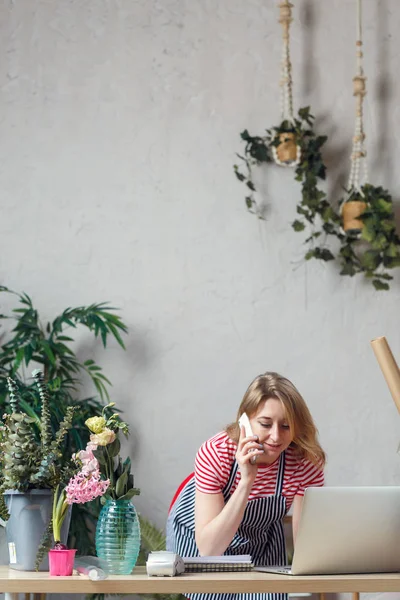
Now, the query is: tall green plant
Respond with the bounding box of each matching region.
[0,286,128,552]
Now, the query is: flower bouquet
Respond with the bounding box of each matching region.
[79,405,141,574]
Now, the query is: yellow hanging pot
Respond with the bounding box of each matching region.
[272,132,301,166]
[341,199,367,233]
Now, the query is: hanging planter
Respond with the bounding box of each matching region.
[337,184,400,290]
[272,131,301,166]
[331,0,400,290]
[235,107,335,263]
[233,1,334,262]
[341,194,367,234]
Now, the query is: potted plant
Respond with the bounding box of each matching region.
[340,189,367,234]
[234,107,335,262]
[0,370,76,570]
[77,404,141,574]
[336,184,400,290]
[0,286,128,554]
[48,448,109,575]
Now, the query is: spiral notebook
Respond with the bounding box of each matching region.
[183,555,253,572]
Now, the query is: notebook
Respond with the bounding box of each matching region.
[254,486,400,576]
[183,554,253,572]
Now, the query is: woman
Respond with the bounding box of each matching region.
[167,372,325,600]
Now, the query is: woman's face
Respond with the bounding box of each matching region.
[249,398,293,463]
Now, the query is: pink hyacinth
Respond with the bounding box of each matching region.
[65,469,109,504]
[74,443,99,475]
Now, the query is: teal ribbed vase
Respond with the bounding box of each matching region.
[95,499,141,574]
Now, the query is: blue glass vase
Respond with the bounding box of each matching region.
[95,499,141,574]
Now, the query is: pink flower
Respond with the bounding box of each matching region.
[90,428,116,446]
[65,469,109,504]
[74,445,99,474]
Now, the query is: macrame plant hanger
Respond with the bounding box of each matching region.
[271,0,301,167]
[341,0,369,233]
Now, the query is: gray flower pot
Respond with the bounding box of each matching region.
[4,489,71,571]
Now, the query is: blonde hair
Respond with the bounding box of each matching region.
[225,372,326,467]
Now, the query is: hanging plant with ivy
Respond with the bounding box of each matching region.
[233,0,400,291]
[327,0,400,290]
[335,185,400,290]
[234,106,338,262]
[233,1,336,263]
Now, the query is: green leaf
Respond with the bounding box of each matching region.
[385,243,399,258]
[375,198,392,214]
[122,456,131,473]
[246,180,256,191]
[40,341,56,366]
[234,169,245,182]
[319,248,335,261]
[93,447,107,465]
[14,347,25,372]
[107,437,121,458]
[107,322,126,350]
[372,279,390,291]
[360,250,381,271]
[340,262,357,276]
[118,488,140,501]
[115,471,128,497]
[292,220,305,232]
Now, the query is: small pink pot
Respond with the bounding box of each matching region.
[48,549,77,576]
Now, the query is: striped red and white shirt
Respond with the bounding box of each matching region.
[195,431,324,511]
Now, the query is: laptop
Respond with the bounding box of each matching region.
[254,486,400,575]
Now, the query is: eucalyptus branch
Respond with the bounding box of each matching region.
[32,369,52,451]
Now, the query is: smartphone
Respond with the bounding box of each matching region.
[238,413,258,464]
[238,412,253,437]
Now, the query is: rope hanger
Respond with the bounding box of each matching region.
[279,1,294,124]
[347,0,369,195]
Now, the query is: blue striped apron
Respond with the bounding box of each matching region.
[167,452,287,600]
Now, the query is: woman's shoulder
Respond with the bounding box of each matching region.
[285,445,325,481]
[197,431,236,462]
[285,445,324,469]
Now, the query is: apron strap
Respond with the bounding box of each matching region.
[275,451,286,496]
[223,450,286,500]
[222,459,239,501]
[222,451,286,502]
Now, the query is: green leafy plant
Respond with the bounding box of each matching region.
[234,107,336,261]
[0,286,128,552]
[335,184,400,290]
[0,370,77,567]
[0,370,75,496]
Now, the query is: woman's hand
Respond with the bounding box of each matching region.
[235,425,264,485]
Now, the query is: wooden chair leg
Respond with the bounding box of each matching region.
[352,594,360,600]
